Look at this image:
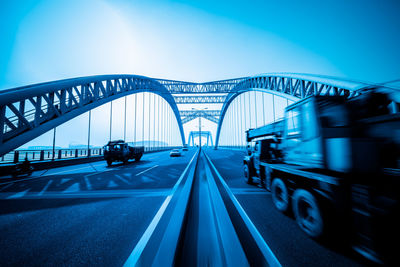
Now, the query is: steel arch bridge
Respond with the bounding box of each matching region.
[1,73,393,156]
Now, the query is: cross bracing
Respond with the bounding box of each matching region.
[174,95,226,104]
[180,110,220,124]
[1,73,392,156]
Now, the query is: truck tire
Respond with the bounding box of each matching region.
[107,159,112,166]
[243,163,253,184]
[271,178,289,212]
[135,154,142,161]
[292,189,324,239]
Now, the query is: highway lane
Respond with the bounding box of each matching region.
[0,148,196,266]
[205,148,365,267]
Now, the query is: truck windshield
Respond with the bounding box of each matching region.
[302,101,319,140]
[286,108,301,136]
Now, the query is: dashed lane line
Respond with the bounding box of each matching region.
[135,165,159,176]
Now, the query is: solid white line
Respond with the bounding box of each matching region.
[135,165,159,176]
[115,174,132,185]
[84,175,93,190]
[38,180,53,196]
[124,150,199,266]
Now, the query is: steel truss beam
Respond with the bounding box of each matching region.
[0,75,185,156]
[157,78,245,94]
[174,95,226,104]
[214,73,386,148]
[2,73,390,156]
[180,110,220,124]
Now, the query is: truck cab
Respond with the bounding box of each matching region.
[104,140,144,166]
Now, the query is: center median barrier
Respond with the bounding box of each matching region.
[124,149,200,266]
[203,150,281,267]
[124,149,281,266]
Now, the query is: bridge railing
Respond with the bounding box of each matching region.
[0,146,179,164]
[217,146,246,151]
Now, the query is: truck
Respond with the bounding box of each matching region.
[243,88,400,264]
[103,140,144,166]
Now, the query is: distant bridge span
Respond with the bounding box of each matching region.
[1,73,386,156]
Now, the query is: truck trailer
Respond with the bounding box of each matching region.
[243,88,400,263]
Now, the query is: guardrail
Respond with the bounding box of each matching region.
[124,148,281,266]
[0,146,179,164]
[217,145,247,151]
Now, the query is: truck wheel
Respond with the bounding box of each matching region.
[292,189,324,239]
[123,157,128,164]
[107,160,112,166]
[135,154,142,161]
[243,164,253,184]
[271,178,289,212]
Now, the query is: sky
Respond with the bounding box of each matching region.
[2,0,400,89]
[1,0,400,147]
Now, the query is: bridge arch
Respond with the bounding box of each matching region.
[0,75,185,156]
[215,73,374,147]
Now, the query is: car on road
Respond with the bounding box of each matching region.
[182,146,188,151]
[170,149,181,157]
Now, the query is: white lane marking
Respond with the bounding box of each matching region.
[231,188,271,195]
[135,165,159,176]
[83,172,98,191]
[50,165,93,175]
[89,163,99,172]
[0,183,13,192]
[115,174,132,185]
[7,189,30,199]
[124,150,199,266]
[38,180,53,196]
[0,163,99,186]
[0,176,37,186]
[0,189,171,199]
[64,183,80,193]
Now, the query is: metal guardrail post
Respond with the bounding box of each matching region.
[13,151,19,163]
[40,150,44,161]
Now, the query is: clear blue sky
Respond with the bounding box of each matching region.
[1,0,400,148]
[1,0,400,89]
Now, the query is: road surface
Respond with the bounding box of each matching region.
[205,148,365,267]
[0,149,195,266]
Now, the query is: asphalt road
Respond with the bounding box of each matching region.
[0,149,196,266]
[204,148,365,267]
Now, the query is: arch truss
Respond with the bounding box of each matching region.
[2,73,395,155]
[0,75,185,156]
[214,73,386,147]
